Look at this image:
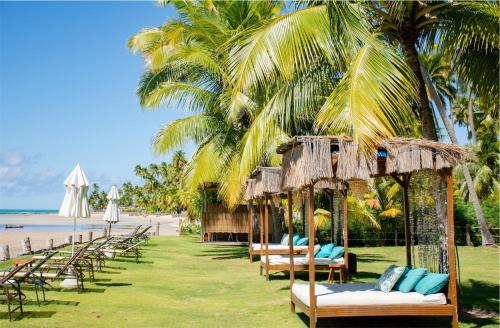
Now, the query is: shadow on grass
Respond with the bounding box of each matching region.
[95,282,132,287]
[0,310,56,321]
[20,299,79,306]
[104,265,127,270]
[93,270,121,274]
[195,247,248,260]
[460,279,499,314]
[356,254,397,264]
[350,271,380,280]
[297,312,455,327]
[110,258,154,264]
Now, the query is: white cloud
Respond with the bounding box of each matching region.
[0,149,63,197]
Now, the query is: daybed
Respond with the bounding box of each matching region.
[277,136,464,328]
[260,254,343,274]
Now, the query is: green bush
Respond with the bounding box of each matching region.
[181,222,201,235]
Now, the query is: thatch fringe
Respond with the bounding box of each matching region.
[250,167,282,199]
[244,179,256,202]
[281,137,334,191]
[279,136,467,191]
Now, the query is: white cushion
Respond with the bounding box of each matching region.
[261,254,344,266]
[292,283,446,307]
[252,243,308,251]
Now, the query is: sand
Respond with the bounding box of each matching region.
[0,213,182,258]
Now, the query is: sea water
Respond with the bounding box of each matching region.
[0,209,59,215]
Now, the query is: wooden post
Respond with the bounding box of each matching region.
[65,235,72,245]
[391,173,412,267]
[342,192,349,279]
[287,192,295,291]
[265,195,270,280]
[103,227,107,237]
[402,175,412,267]
[301,199,306,236]
[308,186,316,328]
[0,245,10,260]
[156,222,160,236]
[248,201,254,262]
[259,199,264,275]
[22,237,32,254]
[46,238,54,250]
[87,231,93,242]
[445,173,459,328]
[78,234,83,244]
[329,190,334,244]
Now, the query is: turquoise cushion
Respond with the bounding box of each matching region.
[296,237,309,246]
[414,273,449,295]
[375,265,407,292]
[280,233,289,246]
[292,234,300,245]
[329,246,344,260]
[315,243,335,258]
[394,268,427,293]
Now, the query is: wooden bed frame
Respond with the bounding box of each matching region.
[288,172,459,328]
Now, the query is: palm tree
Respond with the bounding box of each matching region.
[229,0,498,244]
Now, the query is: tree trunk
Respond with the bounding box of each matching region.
[399,33,438,140]
[467,84,477,145]
[420,64,495,245]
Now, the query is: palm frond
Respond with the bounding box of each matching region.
[153,115,214,154]
[315,42,417,152]
[143,81,216,110]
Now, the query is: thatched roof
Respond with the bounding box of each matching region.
[243,179,256,201]
[249,167,282,199]
[278,136,468,191]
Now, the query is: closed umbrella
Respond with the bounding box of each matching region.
[58,164,90,289]
[103,185,120,237]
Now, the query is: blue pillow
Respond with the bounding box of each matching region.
[414,273,449,295]
[296,237,309,246]
[292,234,300,245]
[280,233,289,246]
[375,265,407,292]
[394,268,427,293]
[329,246,344,260]
[315,243,335,258]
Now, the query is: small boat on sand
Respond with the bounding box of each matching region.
[4,224,24,229]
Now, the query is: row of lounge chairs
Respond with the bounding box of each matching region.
[0,225,152,321]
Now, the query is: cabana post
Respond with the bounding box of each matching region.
[278,136,466,328]
[248,201,254,262]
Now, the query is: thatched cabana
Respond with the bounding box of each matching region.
[277,136,466,328]
[200,183,249,243]
[246,167,309,278]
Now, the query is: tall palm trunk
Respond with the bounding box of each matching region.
[467,85,477,145]
[399,31,439,140]
[420,65,495,246]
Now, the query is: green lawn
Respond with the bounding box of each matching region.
[1,236,498,327]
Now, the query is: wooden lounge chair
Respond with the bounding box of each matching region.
[102,240,145,263]
[3,252,58,306]
[0,264,29,321]
[33,242,92,292]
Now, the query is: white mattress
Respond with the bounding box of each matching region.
[292,283,447,307]
[252,243,308,251]
[261,254,344,266]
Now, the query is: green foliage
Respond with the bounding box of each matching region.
[88,183,108,210]
[181,222,201,235]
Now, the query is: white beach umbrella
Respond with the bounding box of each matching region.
[103,185,120,236]
[58,164,90,255]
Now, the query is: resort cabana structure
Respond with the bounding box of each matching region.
[245,167,309,276]
[200,183,249,243]
[277,136,467,328]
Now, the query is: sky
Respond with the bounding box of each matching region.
[0,1,188,209]
[0,1,470,209]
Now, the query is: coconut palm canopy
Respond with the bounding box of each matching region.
[278,136,468,191]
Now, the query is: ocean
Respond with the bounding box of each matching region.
[0,209,59,215]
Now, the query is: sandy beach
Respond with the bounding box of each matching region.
[0,212,182,258]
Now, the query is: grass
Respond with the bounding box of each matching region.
[1,236,498,327]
